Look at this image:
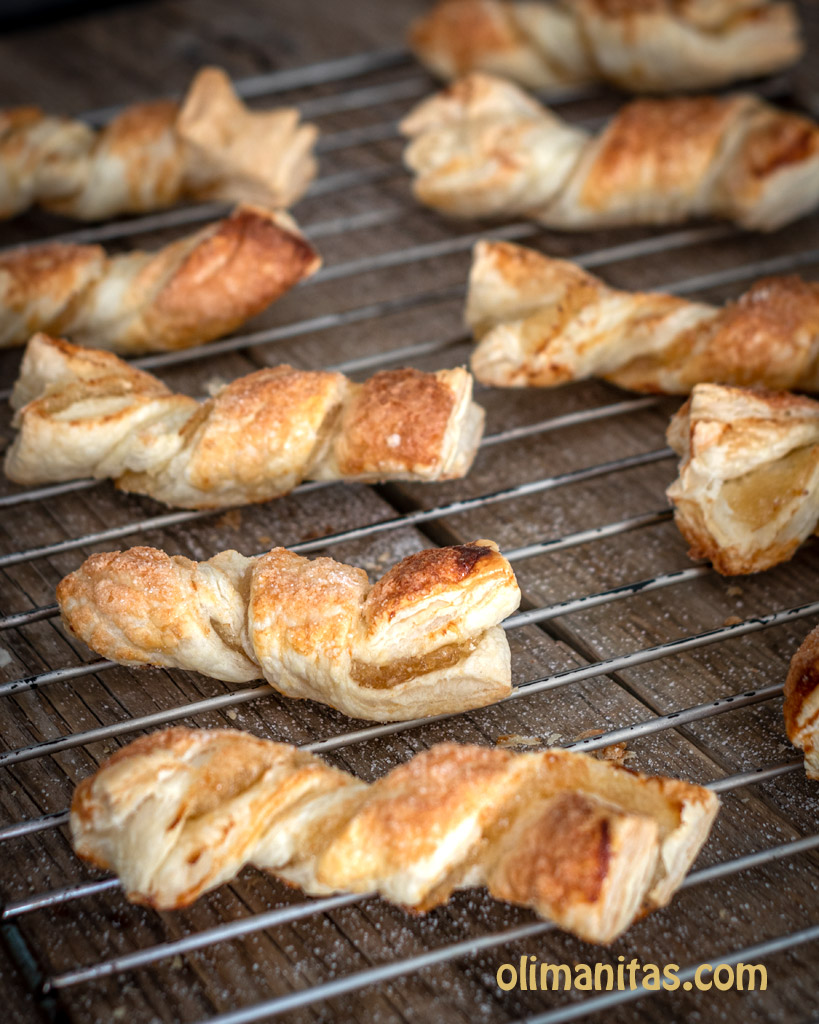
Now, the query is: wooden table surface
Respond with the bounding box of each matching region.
[1,2,818,1022]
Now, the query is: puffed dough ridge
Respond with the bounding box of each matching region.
[467,240,819,394]
[400,73,819,232]
[56,540,521,721]
[409,0,802,94]
[70,727,719,944]
[666,383,819,574]
[5,334,485,508]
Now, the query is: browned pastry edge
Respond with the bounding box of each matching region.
[666,385,819,575]
[334,369,457,477]
[0,205,321,352]
[409,0,526,79]
[70,727,718,943]
[408,0,803,93]
[581,95,746,211]
[784,625,819,778]
[142,206,321,348]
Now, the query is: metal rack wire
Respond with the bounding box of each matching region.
[1,44,818,1024]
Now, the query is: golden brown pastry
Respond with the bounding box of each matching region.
[5,334,484,508]
[57,541,521,721]
[666,383,819,574]
[0,67,317,221]
[71,727,719,942]
[409,0,802,93]
[400,73,819,232]
[784,626,819,779]
[467,240,819,393]
[0,205,320,353]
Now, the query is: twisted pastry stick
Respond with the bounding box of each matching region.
[57,541,521,721]
[467,241,819,393]
[0,67,317,220]
[5,334,484,508]
[0,205,320,353]
[71,727,719,942]
[666,384,819,574]
[784,626,819,779]
[400,73,819,232]
[409,0,802,93]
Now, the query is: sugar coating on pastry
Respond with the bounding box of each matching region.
[409,0,802,94]
[5,334,485,508]
[784,626,819,780]
[70,727,719,943]
[0,66,318,221]
[467,240,819,394]
[57,540,521,721]
[0,205,320,353]
[400,74,819,232]
[666,383,819,574]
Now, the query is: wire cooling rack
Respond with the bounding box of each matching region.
[0,44,818,1024]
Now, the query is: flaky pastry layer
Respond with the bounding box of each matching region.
[57,541,521,721]
[784,626,819,779]
[71,727,719,943]
[666,383,819,574]
[467,240,819,393]
[5,334,484,508]
[0,205,320,353]
[0,67,317,220]
[400,73,819,232]
[409,0,802,93]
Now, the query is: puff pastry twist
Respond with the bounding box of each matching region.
[5,334,484,508]
[409,0,802,93]
[666,383,819,574]
[400,73,819,232]
[71,727,719,943]
[467,240,819,393]
[57,541,520,721]
[784,627,819,780]
[0,67,317,220]
[0,205,320,353]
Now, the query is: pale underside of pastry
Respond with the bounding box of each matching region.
[467,240,819,394]
[784,626,819,779]
[0,67,318,221]
[0,205,320,353]
[57,541,521,722]
[666,383,819,574]
[5,333,485,508]
[409,0,802,93]
[70,727,719,943]
[400,73,819,232]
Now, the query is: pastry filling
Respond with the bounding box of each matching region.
[722,444,819,531]
[351,635,482,690]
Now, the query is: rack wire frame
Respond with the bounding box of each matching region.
[0,43,817,1024]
